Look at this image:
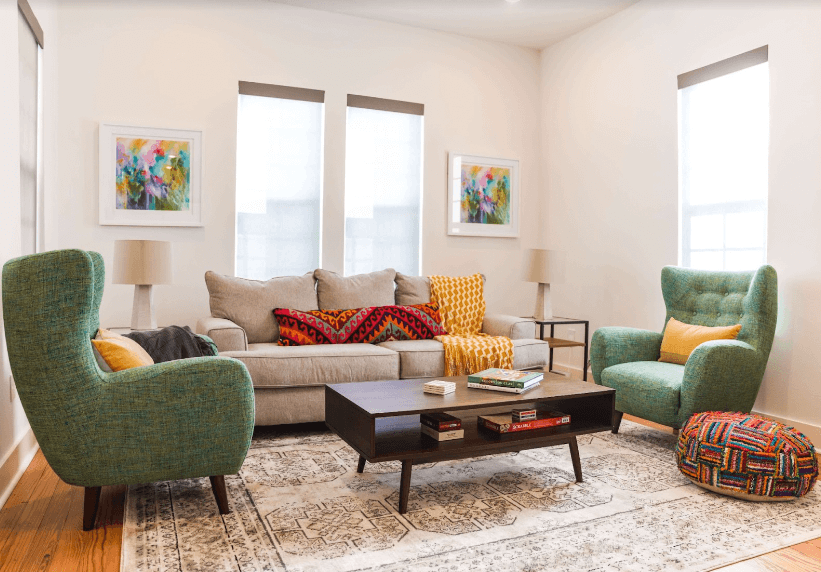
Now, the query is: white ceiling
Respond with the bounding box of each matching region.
[266,0,639,50]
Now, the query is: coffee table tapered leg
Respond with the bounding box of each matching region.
[357,455,366,473]
[398,460,413,513]
[568,436,583,482]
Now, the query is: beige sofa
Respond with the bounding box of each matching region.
[196,268,550,426]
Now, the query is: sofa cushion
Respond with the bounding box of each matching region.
[274,304,447,346]
[205,271,318,344]
[395,273,431,305]
[378,338,549,379]
[314,268,396,310]
[221,343,399,388]
[601,361,684,427]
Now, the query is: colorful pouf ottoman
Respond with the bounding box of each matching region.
[676,411,818,501]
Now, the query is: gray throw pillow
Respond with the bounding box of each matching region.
[204,271,318,343]
[314,268,396,310]
[394,273,431,305]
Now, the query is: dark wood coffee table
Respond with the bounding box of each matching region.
[325,374,616,513]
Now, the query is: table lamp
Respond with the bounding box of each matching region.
[113,240,172,330]
[524,249,565,320]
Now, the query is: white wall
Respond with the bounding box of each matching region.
[0,0,54,509]
[49,0,543,330]
[541,0,821,434]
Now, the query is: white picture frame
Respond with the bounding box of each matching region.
[447,152,520,237]
[99,123,203,226]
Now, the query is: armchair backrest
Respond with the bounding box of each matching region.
[660,265,777,357]
[2,249,105,482]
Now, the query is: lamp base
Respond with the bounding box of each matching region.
[534,282,553,321]
[131,284,157,331]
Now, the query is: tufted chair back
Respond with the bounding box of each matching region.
[660,265,778,357]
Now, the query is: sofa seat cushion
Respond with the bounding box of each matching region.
[601,361,684,427]
[221,343,399,388]
[378,338,549,379]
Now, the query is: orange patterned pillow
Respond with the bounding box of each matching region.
[274,303,447,346]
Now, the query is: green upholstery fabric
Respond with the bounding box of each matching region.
[591,265,777,429]
[2,249,255,487]
[601,362,684,427]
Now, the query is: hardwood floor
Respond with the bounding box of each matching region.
[0,416,819,572]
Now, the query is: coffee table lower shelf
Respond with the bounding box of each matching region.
[327,414,612,514]
[325,377,616,514]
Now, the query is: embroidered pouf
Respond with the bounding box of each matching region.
[676,411,818,501]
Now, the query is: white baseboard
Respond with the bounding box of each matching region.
[550,361,591,380]
[551,360,821,445]
[0,427,39,510]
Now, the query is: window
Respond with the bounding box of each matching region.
[344,95,423,276]
[678,46,769,271]
[19,0,43,256]
[235,82,324,280]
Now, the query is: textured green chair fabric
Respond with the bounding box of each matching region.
[2,249,255,528]
[591,265,777,430]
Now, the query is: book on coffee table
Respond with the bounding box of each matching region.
[478,410,570,433]
[467,381,540,394]
[467,368,544,389]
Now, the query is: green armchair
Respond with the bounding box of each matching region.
[591,265,777,432]
[2,250,255,530]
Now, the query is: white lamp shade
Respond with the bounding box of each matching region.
[524,249,565,284]
[113,240,172,285]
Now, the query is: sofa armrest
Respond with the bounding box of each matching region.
[679,339,762,426]
[481,314,536,339]
[196,317,248,352]
[590,327,663,384]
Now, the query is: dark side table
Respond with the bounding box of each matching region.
[533,317,590,381]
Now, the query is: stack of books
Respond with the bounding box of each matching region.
[423,380,456,395]
[478,409,571,434]
[466,368,543,394]
[419,412,464,441]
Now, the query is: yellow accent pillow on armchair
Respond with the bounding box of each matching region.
[659,318,741,365]
[91,329,154,372]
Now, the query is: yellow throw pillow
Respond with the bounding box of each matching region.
[91,329,154,372]
[659,318,741,365]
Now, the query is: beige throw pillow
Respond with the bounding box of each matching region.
[395,273,431,305]
[204,271,318,343]
[314,268,396,310]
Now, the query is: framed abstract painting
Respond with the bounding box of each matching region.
[99,123,203,226]
[447,152,519,237]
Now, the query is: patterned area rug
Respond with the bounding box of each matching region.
[121,421,821,572]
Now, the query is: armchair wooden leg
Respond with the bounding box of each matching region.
[210,476,230,515]
[83,486,102,531]
[612,411,624,434]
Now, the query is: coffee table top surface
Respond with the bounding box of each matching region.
[326,374,614,418]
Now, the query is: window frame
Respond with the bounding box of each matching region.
[677,46,769,271]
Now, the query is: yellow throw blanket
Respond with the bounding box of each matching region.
[430,273,514,376]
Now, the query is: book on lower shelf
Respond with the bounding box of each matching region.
[420,424,464,441]
[420,412,462,431]
[467,368,544,389]
[478,410,571,433]
[467,381,540,394]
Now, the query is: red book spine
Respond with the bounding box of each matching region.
[420,418,462,431]
[480,416,570,433]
